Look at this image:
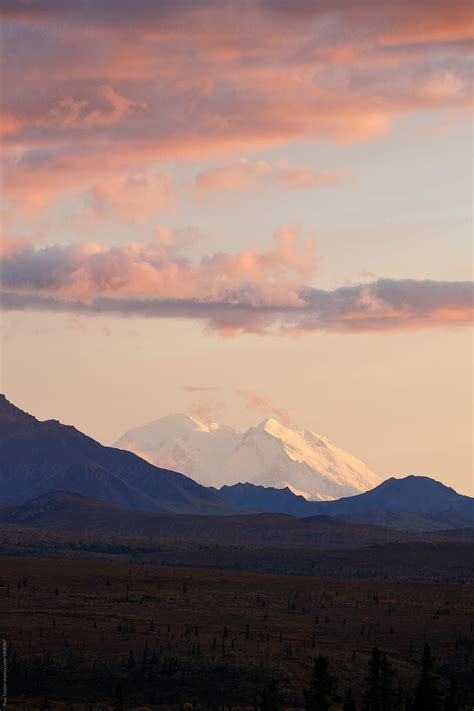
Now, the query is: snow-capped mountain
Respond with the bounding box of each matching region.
[114,415,381,500]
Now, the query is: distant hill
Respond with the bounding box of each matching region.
[2,490,471,549]
[338,510,474,532]
[213,482,316,515]
[0,395,236,515]
[115,414,380,500]
[215,477,474,530]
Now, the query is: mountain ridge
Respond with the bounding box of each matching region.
[0,395,237,516]
[2,489,472,547]
[215,477,474,531]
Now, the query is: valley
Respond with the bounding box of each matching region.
[2,556,474,710]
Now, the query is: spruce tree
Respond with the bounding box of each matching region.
[112,683,125,711]
[303,655,339,711]
[362,647,382,711]
[343,687,357,711]
[362,648,397,711]
[444,677,459,711]
[412,644,442,711]
[379,653,397,711]
[262,678,281,711]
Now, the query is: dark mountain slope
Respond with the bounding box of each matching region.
[3,490,471,548]
[215,483,317,515]
[216,477,474,530]
[320,475,473,515]
[0,395,236,515]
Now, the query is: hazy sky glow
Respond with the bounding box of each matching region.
[0,1,473,493]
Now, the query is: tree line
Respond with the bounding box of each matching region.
[261,644,467,711]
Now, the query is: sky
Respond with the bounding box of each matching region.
[0,0,473,494]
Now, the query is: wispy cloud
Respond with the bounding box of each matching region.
[195,160,343,194]
[189,399,225,423]
[238,389,290,424]
[48,86,147,130]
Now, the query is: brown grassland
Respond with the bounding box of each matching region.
[1,555,473,710]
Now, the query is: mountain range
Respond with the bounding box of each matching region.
[115,414,381,500]
[1,395,472,533]
[1,490,471,549]
[215,478,474,531]
[0,395,235,515]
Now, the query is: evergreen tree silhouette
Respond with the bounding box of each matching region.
[112,683,125,711]
[379,652,397,711]
[362,648,397,711]
[303,655,339,711]
[362,647,383,711]
[443,677,459,711]
[261,678,281,711]
[343,687,357,711]
[412,644,442,711]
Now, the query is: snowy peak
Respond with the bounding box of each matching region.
[140,413,212,434]
[115,414,238,485]
[254,417,287,434]
[115,414,381,500]
[304,430,332,448]
[252,418,332,452]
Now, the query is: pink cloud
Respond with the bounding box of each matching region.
[0,2,472,341]
[1,1,471,222]
[0,228,316,308]
[195,160,344,194]
[1,277,471,337]
[89,172,176,225]
[3,152,176,219]
[189,399,226,423]
[0,234,31,258]
[0,231,472,336]
[238,389,290,424]
[195,160,272,193]
[48,87,148,130]
[0,113,23,137]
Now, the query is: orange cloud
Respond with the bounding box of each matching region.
[189,399,225,424]
[1,0,472,222]
[0,113,23,137]
[0,3,472,340]
[0,234,31,258]
[0,228,317,308]
[195,160,343,194]
[195,160,272,193]
[1,231,472,336]
[90,172,176,224]
[48,87,148,129]
[238,389,290,424]
[1,276,472,336]
[3,152,176,219]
